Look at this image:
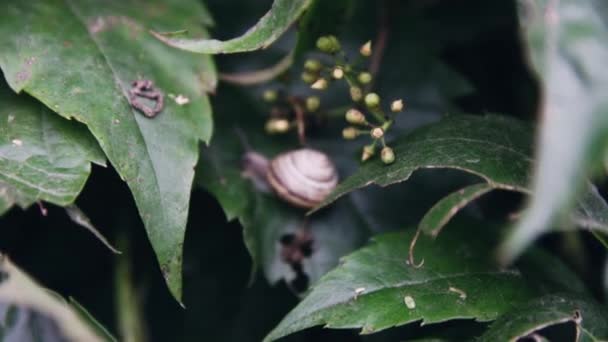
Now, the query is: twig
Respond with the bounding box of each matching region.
[408,228,425,268]
[288,96,307,146]
[369,0,389,82]
[219,51,294,86]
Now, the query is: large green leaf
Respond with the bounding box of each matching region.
[153,0,312,54]
[264,222,535,341]
[314,115,534,211]
[500,0,608,263]
[479,294,608,341]
[0,80,105,215]
[314,115,608,238]
[0,0,215,301]
[0,255,113,342]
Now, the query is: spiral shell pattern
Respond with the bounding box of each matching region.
[267,148,339,209]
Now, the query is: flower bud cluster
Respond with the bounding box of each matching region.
[260,35,407,165]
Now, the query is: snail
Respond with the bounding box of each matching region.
[242,148,339,209]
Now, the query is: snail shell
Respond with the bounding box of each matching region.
[266,148,338,209]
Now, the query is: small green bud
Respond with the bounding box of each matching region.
[265,118,290,134]
[306,96,321,112]
[350,87,363,102]
[361,145,375,162]
[358,72,372,85]
[311,78,328,90]
[328,35,341,51]
[365,93,380,108]
[304,59,322,72]
[345,108,366,125]
[342,127,359,140]
[262,89,278,103]
[316,35,340,53]
[381,146,395,164]
[391,99,404,112]
[370,127,384,139]
[360,40,372,57]
[301,72,317,84]
[332,67,344,79]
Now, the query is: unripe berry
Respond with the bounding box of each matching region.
[342,127,359,140]
[304,59,322,72]
[332,67,344,79]
[301,72,316,84]
[391,99,404,112]
[311,78,328,90]
[360,41,372,57]
[358,72,372,85]
[306,96,321,112]
[328,35,341,52]
[265,118,290,134]
[365,93,380,108]
[370,127,384,139]
[263,89,278,103]
[350,87,363,102]
[381,146,395,164]
[361,145,375,162]
[316,35,340,53]
[345,109,366,125]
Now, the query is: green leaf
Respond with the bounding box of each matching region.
[197,86,370,287]
[264,222,535,341]
[0,0,216,301]
[479,294,608,341]
[68,298,117,342]
[153,0,312,54]
[500,0,608,263]
[314,114,608,240]
[419,183,494,237]
[0,255,113,342]
[314,115,534,211]
[0,80,104,214]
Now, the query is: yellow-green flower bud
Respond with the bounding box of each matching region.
[365,93,380,108]
[370,127,384,139]
[301,72,317,84]
[306,96,321,112]
[342,127,359,140]
[381,146,395,164]
[263,89,278,103]
[311,78,328,90]
[316,35,340,53]
[350,87,363,102]
[345,108,366,125]
[265,118,290,134]
[332,67,344,79]
[304,59,322,72]
[360,40,372,57]
[361,145,375,162]
[358,72,372,85]
[391,99,404,112]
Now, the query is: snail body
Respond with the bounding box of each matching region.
[243,148,338,209]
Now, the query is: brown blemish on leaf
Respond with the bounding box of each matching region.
[88,16,142,37]
[15,57,36,85]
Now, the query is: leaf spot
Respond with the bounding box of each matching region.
[404,295,416,309]
[353,287,365,300]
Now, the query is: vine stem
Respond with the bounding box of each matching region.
[408,228,425,268]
